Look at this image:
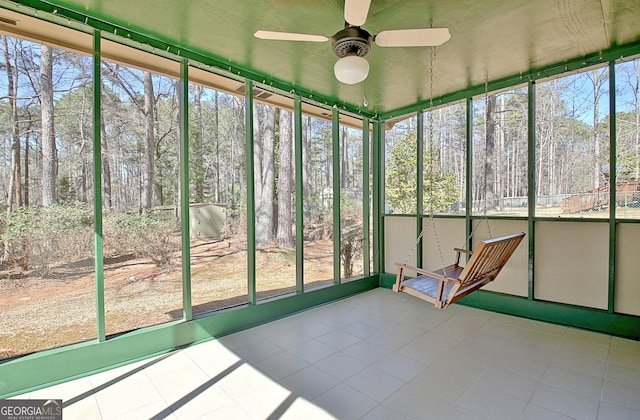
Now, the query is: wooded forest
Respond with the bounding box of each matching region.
[1,34,640,278]
[0,35,369,284]
[385,63,640,217]
[0,34,370,351]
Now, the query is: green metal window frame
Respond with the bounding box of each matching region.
[245,81,257,305]
[0,0,639,401]
[180,60,193,321]
[92,29,106,343]
[0,24,378,398]
[379,60,640,340]
[332,107,341,284]
[295,97,305,293]
[416,111,424,268]
[362,116,371,276]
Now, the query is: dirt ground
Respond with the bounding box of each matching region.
[0,237,350,360]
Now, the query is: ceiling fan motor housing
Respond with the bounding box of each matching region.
[331,26,372,58]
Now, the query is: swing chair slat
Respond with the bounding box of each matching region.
[393,232,525,309]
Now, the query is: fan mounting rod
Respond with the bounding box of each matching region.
[331,26,372,58]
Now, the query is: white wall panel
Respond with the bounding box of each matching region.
[535,222,608,309]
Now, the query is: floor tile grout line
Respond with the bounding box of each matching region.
[12,289,639,419]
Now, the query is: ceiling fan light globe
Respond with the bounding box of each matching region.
[334,55,370,85]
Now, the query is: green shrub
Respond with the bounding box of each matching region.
[341,224,363,279]
[103,211,178,267]
[0,203,93,273]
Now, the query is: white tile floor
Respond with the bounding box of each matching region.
[12,288,640,419]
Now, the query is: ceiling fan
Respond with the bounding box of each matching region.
[254,0,450,85]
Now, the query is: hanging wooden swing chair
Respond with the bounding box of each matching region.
[393,232,525,309]
[393,53,525,309]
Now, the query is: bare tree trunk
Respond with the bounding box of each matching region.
[510,142,515,197]
[548,141,554,194]
[214,90,220,202]
[4,36,22,213]
[192,85,204,202]
[484,95,496,210]
[341,125,349,188]
[547,94,555,195]
[324,132,331,190]
[303,115,312,192]
[3,37,24,266]
[277,109,294,248]
[24,131,29,206]
[142,71,155,210]
[255,105,275,246]
[153,147,163,206]
[23,114,36,205]
[497,94,505,209]
[41,45,57,206]
[231,97,244,209]
[592,69,602,190]
[484,95,497,210]
[101,113,112,209]
[272,108,280,234]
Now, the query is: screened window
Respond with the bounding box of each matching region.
[422,102,467,215]
[188,80,248,314]
[253,96,298,301]
[100,59,183,335]
[472,88,528,217]
[535,68,610,217]
[0,37,96,359]
[340,124,364,280]
[615,58,640,220]
[384,115,418,214]
[302,110,335,289]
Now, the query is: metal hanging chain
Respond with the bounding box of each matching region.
[425,45,448,276]
[403,227,426,265]
[477,75,493,240]
[403,44,447,272]
[408,51,498,274]
[482,75,494,239]
[464,75,494,251]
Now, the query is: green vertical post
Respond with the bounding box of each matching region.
[294,97,304,293]
[416,111,424,267]
[416,111,422,267]
[245,82,256,304]
[372,120,384,274]
[332,107,341,284]
[527,80,536,301]
[179,60,192,321]
[362,117,371,276]
[92,30,105,342]
[465,98,473,250]
[608,61,616,314]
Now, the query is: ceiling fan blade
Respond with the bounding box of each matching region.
[375,28,451,47]
[344,0,371,27]
[254,30,328,43]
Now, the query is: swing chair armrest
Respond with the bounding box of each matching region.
[452,248,472,266]
[453,248,473,255]
[394,263,458,283]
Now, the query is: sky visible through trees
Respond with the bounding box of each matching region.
[385,63,640,218]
